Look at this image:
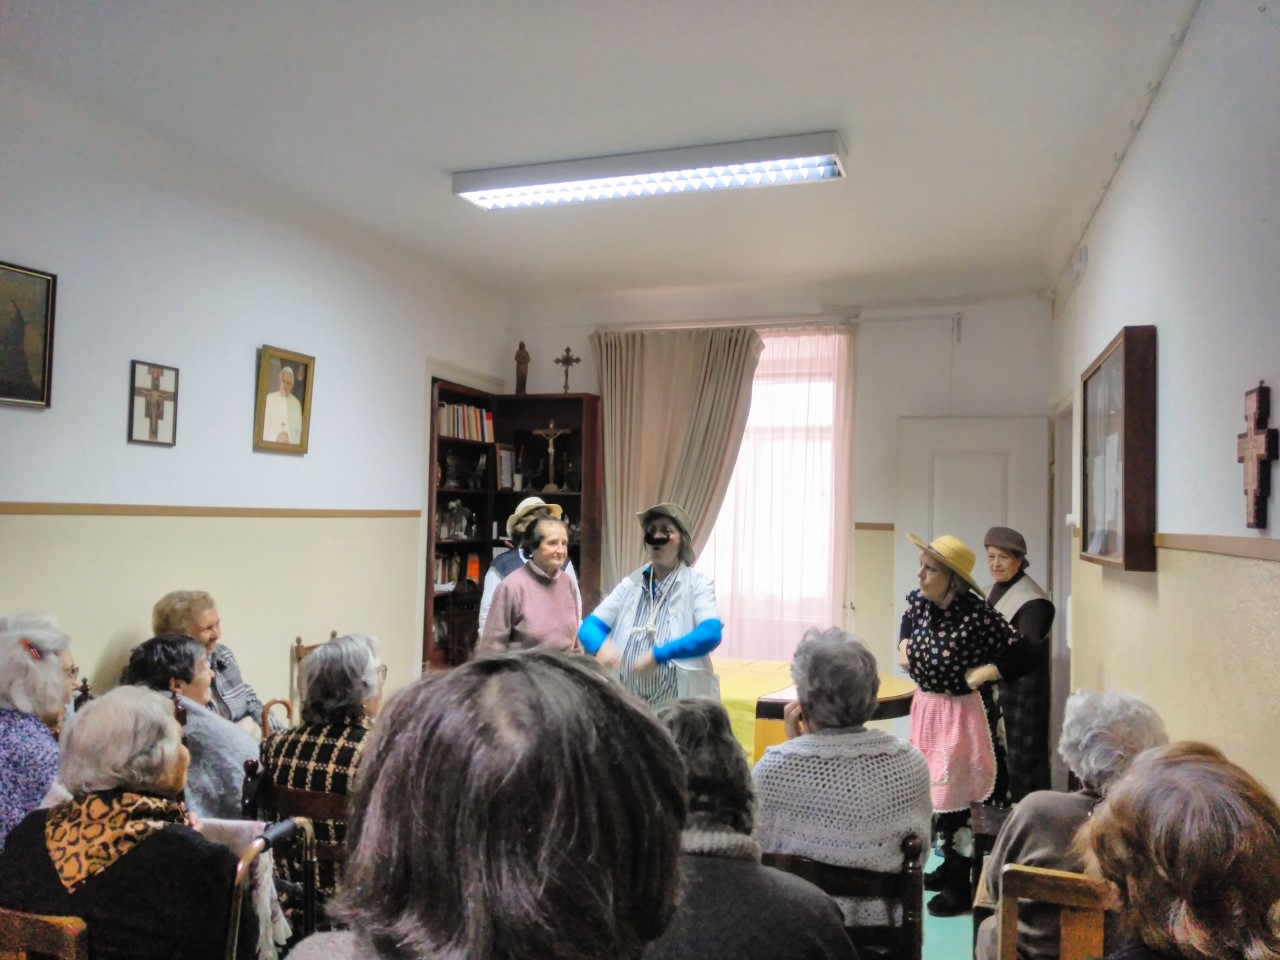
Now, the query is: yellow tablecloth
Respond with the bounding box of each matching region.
[715,657,795,760]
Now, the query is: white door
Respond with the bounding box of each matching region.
[894,417,1051,634]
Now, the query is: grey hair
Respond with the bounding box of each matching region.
[0,614,71,719]
[301,634,381,725]
[791,627,881,730]
[59,686,182,796]
[1057,689,1168,795]
[654,697,754,834]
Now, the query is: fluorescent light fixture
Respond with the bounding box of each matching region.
[453,131,846,211]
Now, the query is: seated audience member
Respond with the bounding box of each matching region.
[753,627,932,923]
[0,686,254,960]
[121,635,257,819]
[0,614,78,846]
[647,697,856,960]
[1080,741,1280,960]
[476,516,582,655]
[260,634,384,911]
[478,497,577,634]
[288,648,687,960]
[976,690,1168,960]
[153,589,278,734]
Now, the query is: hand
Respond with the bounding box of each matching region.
[184,806,203,832]
[783,699,807,740]
[896,638,910,669]
[595,638,622,669]
[630,651,657,675]
[965,664,1001,689]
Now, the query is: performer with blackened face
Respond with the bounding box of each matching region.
[579,502,723,705]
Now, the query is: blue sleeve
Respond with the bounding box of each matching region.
[577,614,612,655]
[653,618,722,663]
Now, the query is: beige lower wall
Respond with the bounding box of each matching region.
[1071,545,1280,796]
[0,514,424,711]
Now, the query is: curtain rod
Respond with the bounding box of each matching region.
[607,310,961,332]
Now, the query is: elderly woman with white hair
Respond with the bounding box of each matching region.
[0,685,255,960]
[974,689,1169,960]
[260,634,385,910]
[0,614,79,846]
[753,627,933,925]
[646,696,856,960]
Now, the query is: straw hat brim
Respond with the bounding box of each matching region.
[506,498,563,538]
[906,532,986,599]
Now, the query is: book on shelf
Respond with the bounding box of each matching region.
[436,402,495,442]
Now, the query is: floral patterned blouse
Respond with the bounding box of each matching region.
[0,708,60,847]
[899,589,1025,695]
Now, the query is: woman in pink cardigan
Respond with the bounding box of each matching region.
[477,516,582,655]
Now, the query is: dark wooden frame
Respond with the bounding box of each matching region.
[1080,325,1156,571]
[252,344,316,455]
[127,359,179,446]
[0,258,57,408]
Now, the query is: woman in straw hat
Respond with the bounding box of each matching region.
[578,502,722,706]
[896,532,1030,917]
[478,496,577,634]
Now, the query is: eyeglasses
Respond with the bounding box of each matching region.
[63,664,80,681]
[376,664,388,682]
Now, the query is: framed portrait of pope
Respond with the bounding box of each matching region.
[253,344,315,454]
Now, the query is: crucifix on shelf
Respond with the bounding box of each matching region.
[1237,380,1279,529]
[554,346,581,394]
[134,366,175,441]
[533,420,572,492]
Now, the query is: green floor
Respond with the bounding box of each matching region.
[922,850,975,960]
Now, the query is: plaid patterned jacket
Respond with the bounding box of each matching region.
[210,644,279,730]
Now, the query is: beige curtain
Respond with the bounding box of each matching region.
[592,327,764,587]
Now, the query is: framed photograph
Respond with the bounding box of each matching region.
[496,442,515,490]
[0,259,57,408]
[253,344,315,454]
[128,360,179,446]
[1080,325,1157,571]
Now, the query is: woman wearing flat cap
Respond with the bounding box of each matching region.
[578,502,723,705]
[478,496,577,634]
[896,533,1031,917]
[966,526,1056,804]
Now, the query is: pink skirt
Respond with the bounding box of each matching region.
[908,689,996,813]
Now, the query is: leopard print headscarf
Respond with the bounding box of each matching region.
[45,792,187,892]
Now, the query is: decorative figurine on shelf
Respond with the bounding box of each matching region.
[444,451,466,489]
[533,420,572,493]
[442,499,474,540]
[515,341,531,395]
[554,346,581,394]
[469,453,487,491]
[560,453,580,493]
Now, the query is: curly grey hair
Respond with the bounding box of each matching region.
[790,627,880,730]
[0,614,72,720]
[1057,689,1167,794]
[654,697,754,834]
[301,634,381,725]
[59,686,182,796]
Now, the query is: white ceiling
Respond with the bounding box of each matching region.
[0,1,1199,302]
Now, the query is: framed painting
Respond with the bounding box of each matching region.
[128,360,179,446]
[496,442,515,490]
[0,259,57,407]
[1080,325,1157,571]
[253,344,315,454]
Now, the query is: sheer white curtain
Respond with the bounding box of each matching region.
[700,326,856,661]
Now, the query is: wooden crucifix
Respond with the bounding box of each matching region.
[533,419,572,492]
[134,366,176,441]
[554,346,580,394]
[1237,380,1279,529]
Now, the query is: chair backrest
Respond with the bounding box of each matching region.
[242,759,349,862]
[763,834,923,960]
[290,631,338,707]
[997,865,1109,960]
[0,907,88,960]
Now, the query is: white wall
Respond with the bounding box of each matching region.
[0,59,512,509]
[1053,1,1280,537]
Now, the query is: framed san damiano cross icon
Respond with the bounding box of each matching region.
[128,360,179,446]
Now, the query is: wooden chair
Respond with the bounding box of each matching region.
[763,834,923,960]
[259,632,337,738]
[0,907,87,960]
[224,817,317,960]
[971,800,1015,942]
[996,865,1109,960]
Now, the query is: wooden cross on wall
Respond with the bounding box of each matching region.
[1237,380,1279,529]
[554,346,580,394]
[134,366,176,441]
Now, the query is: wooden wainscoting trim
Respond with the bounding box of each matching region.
[0,502,420,519]
[1155,533,1280,563]
[854,522,895,531]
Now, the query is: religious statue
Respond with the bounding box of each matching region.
[514,341,531,395]
[554,346,581,394]
[1238,380,1279,529]
[533,420,572,493]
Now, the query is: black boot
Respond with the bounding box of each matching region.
[926,855,973,917]
[923,857,948,892]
